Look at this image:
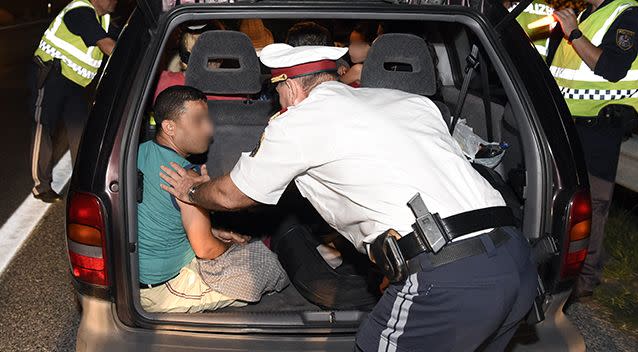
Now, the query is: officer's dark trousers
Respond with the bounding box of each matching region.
[28,61,88,195]
[574,122,624,292]
[578,174,614,291]
[355,227,537,352]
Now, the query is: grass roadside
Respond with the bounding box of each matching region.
[591,186,638,337]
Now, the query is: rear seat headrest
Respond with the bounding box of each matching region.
[360,33,437,96]
[185,30,262,95]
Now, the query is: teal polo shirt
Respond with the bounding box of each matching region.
[137,140,196,284]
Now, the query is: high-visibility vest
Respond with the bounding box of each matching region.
[549,0,638,117]
[511,0,554,59]
[34,0,110,87]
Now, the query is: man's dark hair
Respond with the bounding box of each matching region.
[286,21,333,47]
[351,21,382,45]
[153,85,207,133]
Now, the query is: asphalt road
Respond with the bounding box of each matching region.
[0,201,79,352]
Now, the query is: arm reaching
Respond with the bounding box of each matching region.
[160,163,257,211]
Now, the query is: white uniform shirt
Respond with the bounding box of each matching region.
[230,81,506,253]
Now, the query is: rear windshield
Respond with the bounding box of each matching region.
[130,14,533,324]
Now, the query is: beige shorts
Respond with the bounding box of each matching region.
[140,258,247,313]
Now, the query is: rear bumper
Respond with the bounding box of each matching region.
[75,295,357,352]
[76,290,585,352]
[510,290,586,352]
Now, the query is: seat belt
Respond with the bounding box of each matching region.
[449,44,480,135]
[478,51,493,141]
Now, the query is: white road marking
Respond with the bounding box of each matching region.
[0,151,72,275]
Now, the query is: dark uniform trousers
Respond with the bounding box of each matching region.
[574,121,625,291]
[355,226,537,352]
[28,60,88,195]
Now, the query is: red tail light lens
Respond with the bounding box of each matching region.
[560,189,591,279]
[66,192,108,286]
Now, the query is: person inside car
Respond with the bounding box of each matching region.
[239,18,274,56]
[138,85,288,313]
[338,21,383,87]
[286,21,350,80]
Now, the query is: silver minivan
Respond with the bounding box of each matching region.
[67,0,590,350]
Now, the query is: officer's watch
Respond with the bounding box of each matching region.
[568,29,583,44]
[187,183,202,204]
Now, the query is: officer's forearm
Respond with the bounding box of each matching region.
[571,36,603,71]
[193,174,257,212]
[97,37,115,56]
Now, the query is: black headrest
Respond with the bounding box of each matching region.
[185,30,261,95]
[360,33,437,96]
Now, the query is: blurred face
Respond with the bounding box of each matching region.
[163,100,214,155]
[92,0,118,15]
[348,31,371,64]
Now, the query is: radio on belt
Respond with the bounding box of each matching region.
[408,193,450,254]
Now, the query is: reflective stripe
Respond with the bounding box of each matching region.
[31,85,46,195]
[590,4,632,46]
[42,1,103,68]
[103,13,110,32]
[379,274,419,352]
[38,40,97,80]
[535,44,547,57]
[550,65,638,82]
[559,86,638,100]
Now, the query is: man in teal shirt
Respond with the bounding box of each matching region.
[137,85,251,313]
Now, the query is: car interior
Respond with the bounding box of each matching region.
[130,16,533,329]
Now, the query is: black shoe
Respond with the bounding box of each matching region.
[33,190,62,203]
[570,283,594,303]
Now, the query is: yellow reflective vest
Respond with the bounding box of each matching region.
[550,0,638,117]
[34,0,110,87]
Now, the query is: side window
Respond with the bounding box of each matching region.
[442,26,527,204]
[442,28,509,142]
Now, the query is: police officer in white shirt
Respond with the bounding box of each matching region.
[160,44,538,351]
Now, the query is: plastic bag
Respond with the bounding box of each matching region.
[452,119,507,168]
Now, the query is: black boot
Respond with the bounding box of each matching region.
[33,190,62,203]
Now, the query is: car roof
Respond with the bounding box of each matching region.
[136,0,517,27]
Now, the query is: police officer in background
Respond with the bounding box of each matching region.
[506,0,556,58]
[547,0,638,299]
[159,44,538,351]
[30,0,118,202]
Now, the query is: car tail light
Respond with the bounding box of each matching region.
[66,192,108,286]
[560,189,591,279]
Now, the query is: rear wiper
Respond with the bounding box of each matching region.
[494,0,533,32]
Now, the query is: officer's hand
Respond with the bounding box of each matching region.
[553,9,579,38]
[160,162,210,204]
[212,228,251,245]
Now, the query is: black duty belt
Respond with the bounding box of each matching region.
[370,205,518,283]
[397,206,517,260]
[406,229,510,274]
